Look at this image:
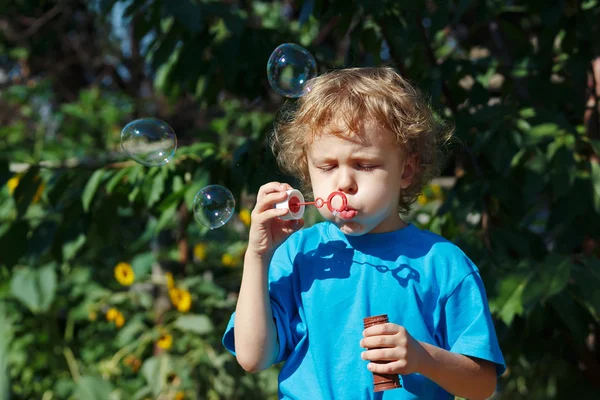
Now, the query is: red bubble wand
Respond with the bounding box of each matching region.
[287,191,348,214]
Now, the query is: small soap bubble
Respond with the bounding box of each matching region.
[193,185,236,229]
[267,43,317,98]
[121,118,177,167]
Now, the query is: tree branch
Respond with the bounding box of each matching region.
[0,3,65,42]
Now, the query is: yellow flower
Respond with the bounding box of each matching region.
[239,208,251,226]
[165,272,175,289]
[417,193,428,206]
[169,288,178,304]
[114,262,135,286]
[7,175,20,195]
[115,313,125,328]
[106,308,119,321]
[177,289,192,312]
[169,287,192,312]
[157,333,173,350]
[193,243,207,262]
[174,392,185,400]
[430,184,443,199]
[221,253,238,267]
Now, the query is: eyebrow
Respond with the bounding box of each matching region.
[310,154,381,163]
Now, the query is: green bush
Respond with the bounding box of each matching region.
[1,1,600,399]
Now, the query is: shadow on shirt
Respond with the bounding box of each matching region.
[285,239,424,295]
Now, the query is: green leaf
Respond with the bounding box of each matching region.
[527,123,563,143]
[38,264,58,312]
[105,167,129,194]
[116,317,147,347]
[522,255,571,310]
[62,233,87,261]
[0,304,14,399]
[490,271,530,325]
[10,268,40,312]
[519,107,536,119]
[582,0,598,10]
[541,255,572,299]
[82,169,106,212]
[131,252,154,278]
[154,203,178,233]
[174,314,214,334]
[75,376,114,400]
[141,355,173,396]
[132,386,153,400]
[10,264,57,313]
[571,262,600,321]
[591,159,600,213]
[147,169,166,207]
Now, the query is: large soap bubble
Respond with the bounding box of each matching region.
[267,43,317,98]
[121,118,177,166]
[193,185,236,229]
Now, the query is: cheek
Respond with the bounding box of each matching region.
[359,174,399,205]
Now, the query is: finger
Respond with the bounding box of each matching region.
[360,335,396,349]
[366,359,408,375]
[361,348,402,362]
[256,182,286,200]
[254,191,290,213]
[253,207,289,222]
[363,323,404,337]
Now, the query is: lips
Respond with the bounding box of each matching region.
[339,208,357,220]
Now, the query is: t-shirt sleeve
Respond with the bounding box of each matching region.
[222,243,300,365]
[444,271,506,376]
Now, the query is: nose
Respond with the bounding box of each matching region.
[336,167,357,194]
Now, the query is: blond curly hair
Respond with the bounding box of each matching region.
[270,67,453,214]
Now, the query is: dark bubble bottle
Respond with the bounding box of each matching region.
[363,314,402,392]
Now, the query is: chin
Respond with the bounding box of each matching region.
[336,221,370,236]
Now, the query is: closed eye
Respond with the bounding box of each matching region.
[317,165,337,172]
[357,164,378,171]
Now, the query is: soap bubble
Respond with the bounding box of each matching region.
[267,43,317,98]
[121,118,177,167]
[193,185,236,229]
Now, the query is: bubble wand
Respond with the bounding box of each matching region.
[289,191,347,213]
[276,190,348,220]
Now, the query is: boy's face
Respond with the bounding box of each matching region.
[306,121,415,236]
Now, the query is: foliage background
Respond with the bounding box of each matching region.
[1,0,600,399]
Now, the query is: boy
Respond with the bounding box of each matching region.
[222,67,505,399]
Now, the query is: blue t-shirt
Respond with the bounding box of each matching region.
[223,222,505,399]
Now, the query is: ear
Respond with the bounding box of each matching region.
[400,154,419,189]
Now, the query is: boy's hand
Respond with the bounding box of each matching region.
[247,182,304,258]
[360,323,428,375]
